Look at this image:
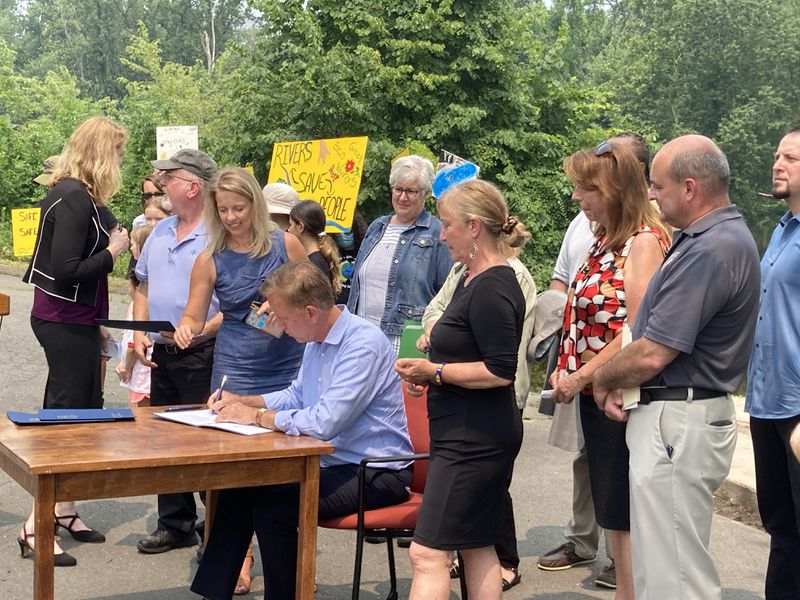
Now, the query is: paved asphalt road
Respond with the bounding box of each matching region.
[0,270,769,599]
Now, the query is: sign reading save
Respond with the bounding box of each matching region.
[11,207,41,257]
[267,136,368,233]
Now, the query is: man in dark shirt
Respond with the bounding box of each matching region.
[592,135,760,600]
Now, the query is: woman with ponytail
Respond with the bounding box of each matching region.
[288,200,342,295]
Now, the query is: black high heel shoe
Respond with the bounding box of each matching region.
[55,513,106,543]
[17,525,77,567]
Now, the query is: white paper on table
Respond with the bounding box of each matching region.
[621,324,640,410]
[154,409,272,435]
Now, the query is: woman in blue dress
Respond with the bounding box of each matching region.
[174,166,307,593]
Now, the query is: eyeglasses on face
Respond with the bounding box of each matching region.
[141,191,165,201]
[163,171,195,185]
[390,186,422,198]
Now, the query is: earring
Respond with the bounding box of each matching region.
[468,242,479,261]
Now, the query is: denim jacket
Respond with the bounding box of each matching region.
[347,210,453,337]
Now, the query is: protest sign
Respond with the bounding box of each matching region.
[156,126,199,160]
[267,136,368,232]
[11,207,41,257]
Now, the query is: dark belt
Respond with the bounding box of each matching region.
[154,339,215,356]
[639,386,727,405]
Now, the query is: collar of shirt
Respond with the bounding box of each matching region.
[321,305,352,346]
[679,204,742,238]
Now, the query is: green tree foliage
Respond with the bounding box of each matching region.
[10,0,249,99]
[113,23,231,226]
[588,0,800,246]
[221,0,612,284]
[0,38,109,213]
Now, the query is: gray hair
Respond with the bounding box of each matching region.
[670,149,730,192]
[389,155,435,193]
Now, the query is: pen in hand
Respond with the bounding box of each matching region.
[211,374,228,412]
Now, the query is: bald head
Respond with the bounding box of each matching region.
[649,135,731,229]
[661,135,730,196]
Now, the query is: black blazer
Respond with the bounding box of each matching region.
[24,178,113,306]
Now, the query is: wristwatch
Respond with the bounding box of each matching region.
[255,407,269,427]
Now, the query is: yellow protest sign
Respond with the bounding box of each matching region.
[267,136,368,232]
[11,207,41,257]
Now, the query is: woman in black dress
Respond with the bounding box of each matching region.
[395,179,529,599]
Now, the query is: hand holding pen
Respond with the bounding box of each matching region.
[207,375,228,412]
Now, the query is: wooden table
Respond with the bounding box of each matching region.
[0,407,334,600]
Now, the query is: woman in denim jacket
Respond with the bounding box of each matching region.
[347,155,452,353]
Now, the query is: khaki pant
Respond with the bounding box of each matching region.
[626,395,736,599]
[564,445,613,560]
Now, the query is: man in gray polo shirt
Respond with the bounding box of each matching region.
[592,135,759,599]
[133,149,222,554]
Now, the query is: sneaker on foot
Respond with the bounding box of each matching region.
[537,542,596,571]
[595,560,616,589]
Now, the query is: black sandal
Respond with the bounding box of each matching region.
[449,558,461,579]
[55,513,106,543]
[502,566,522,592]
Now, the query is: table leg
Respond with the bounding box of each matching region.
[33,475,56,600]
[296,456,320,600]
[204,489,217,547]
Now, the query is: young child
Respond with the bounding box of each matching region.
[143,194,172,227]
[115,225,154,405]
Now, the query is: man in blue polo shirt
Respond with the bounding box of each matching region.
[133,149,222,554]
[746,125,800,599]
[592,135,760,600]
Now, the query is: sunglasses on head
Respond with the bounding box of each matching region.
[141,191,164,201]
[595,140,613,156]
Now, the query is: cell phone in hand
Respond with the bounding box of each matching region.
[244,302,284,338]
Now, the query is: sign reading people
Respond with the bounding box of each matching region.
[267,136,368,233]
[156,125,199,161]
[11,207,41,256]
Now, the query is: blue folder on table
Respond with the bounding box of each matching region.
[7,408,135,425]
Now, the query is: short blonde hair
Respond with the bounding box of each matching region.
[438,179,531,254]
[205,167,277,257]
[51,116,127,204]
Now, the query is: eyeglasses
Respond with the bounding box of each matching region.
[390,186,422,198]
[140,191,165,201]
[162,171,196,185]
[595,140,613,156]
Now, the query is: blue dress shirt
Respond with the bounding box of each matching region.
[262,307,413,468]
[746,211,800,418]
[135,216,220,344]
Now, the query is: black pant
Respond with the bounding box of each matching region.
[751,415,800,600]
[191,463,413,600]
[150,341,215,535]
[31,317,102,409]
